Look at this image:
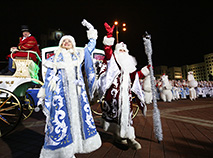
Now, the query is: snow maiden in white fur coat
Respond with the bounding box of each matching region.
[37,20,101,158]
[187,71,198,100]
[95,22,150,150]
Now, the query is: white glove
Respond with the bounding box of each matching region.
[34,98,44,112]
[87,29,98,40]
[81,19,94,30]
[48,75,59,91]
[10,47,18,52]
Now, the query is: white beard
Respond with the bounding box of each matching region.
[114,51,137,73]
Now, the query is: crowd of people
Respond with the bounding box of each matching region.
[170,80,213,99]
[141,73,213,104]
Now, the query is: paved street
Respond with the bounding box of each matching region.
[0,97,213,158]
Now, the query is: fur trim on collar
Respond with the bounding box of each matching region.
[141,66,150,77]
[103,36,115,46]
[87,29,98,40]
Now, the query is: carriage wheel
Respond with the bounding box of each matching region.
[0,88,22,137]
[131,104,139,119]
[21,78,43,120]
[91,100,103,116]
[21,92,35,120]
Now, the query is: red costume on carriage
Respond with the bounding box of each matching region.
[3,25,41,75]
[8,35,41,62]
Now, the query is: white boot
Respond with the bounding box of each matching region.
[127,139,141,150]
[113,134,128,145]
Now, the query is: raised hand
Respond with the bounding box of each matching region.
[82,19,94,30]
[104,22,115,37]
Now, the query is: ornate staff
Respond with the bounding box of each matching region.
[143,32,163,142]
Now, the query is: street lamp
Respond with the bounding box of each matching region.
[114,21,119,43]
[114,21,126,43]
[122,23,126,31]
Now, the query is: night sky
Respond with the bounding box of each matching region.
[1,0,213,68]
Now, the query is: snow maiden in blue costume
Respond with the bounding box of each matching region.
[37,20,101,158]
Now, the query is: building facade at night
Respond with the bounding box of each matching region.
[204,53,213,80]
[154,66,168,79]
[154,53,213,81]
[186,62,206,81]
[167,67,182,80]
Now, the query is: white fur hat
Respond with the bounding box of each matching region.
[59,35,76,49]
[115,42,129,53]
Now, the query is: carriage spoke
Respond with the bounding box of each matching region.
[0,96,12,109]
[0,113,17,116]
[22,92,35,120]
[0,115,10,125]
[0,104,19,112]
[0,88,22,137]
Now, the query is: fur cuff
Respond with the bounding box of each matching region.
[103,36,115,46]
[141,66,150,77]
[87,29,98,40]
[37,87,46,98]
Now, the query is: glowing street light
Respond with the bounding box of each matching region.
[114,21,127,43]
[114,21,119,43]
[122,23,126,32]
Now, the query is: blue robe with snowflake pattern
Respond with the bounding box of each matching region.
[39,38,101,158]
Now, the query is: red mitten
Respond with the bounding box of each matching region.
[147,64,154,69]
[104,22,115,38]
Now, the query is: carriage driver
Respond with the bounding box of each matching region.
[0,25,41,75]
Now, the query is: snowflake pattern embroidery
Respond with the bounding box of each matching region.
[82,91,96,129]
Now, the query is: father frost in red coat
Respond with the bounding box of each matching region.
[95,23,150,150]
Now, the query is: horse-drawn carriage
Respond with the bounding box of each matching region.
[0,50,43,137]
